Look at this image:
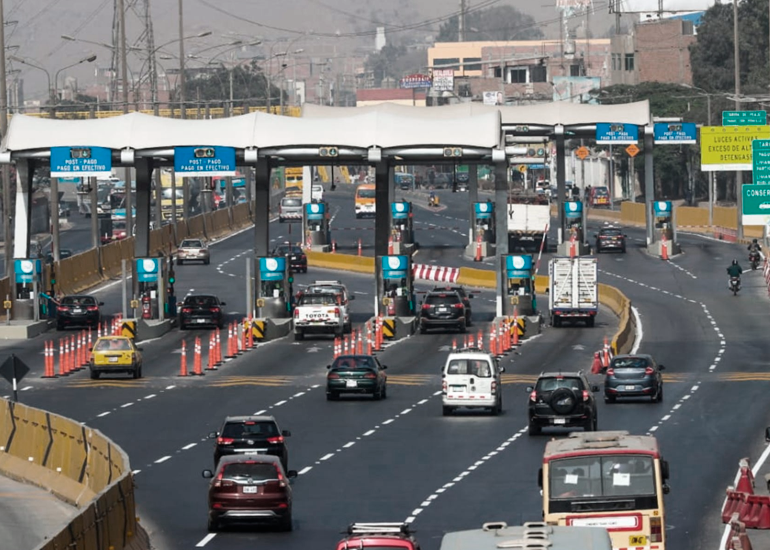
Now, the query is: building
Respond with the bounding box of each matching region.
[356,88,427,107]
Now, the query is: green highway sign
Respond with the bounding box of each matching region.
[753,139,770,184]
[742,183,770,225]
[723,110,767,126]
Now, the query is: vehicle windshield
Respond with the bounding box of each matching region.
[61,296,97,306]
[221,463,278,482]
[113,221,127,230]
[356,188,376,199]
[282,198,302,207]
[183,296,217,307]
[180,240,203,248]
[594,187,609,196]
[161,188,184,199]
[94,338,132,351]
[221,421,278,439]
[600,229,622,237]
[275,246,302,255]
[425,294,460,305]
[548,455,656,498]
[536,377,582,392]
[611,357,651,369]
[446,359,492,377]
[299,294,337,306]
[333,357,376,370]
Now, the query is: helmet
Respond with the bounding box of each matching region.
[732,259,738,266]
[753,239,758,244]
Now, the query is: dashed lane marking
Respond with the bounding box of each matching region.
[208,376,296,388]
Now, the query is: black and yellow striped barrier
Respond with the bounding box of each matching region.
[251,319,266,341]
[382,318,396,339]
[509,317,526,338]
[121,319,137,340]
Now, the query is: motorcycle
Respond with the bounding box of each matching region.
[428,195,437,208]
[730,276,741,296]
[749,250,761,270]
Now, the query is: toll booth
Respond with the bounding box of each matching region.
[647,200,680,257]
[303,201,331,252]
[390,201,415,254]
[377,255,415,318]
[501,254,536,317]
[135,257,168,321]
[255,256,292,319]
[557,199,590,256]
[466,201,496,259]
[13,258,42,321]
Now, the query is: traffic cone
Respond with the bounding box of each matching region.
[247,317,254,349]
[192,337,204,375]
[366,323,373,355]
[737,458,755,494]
[452,337,457,351]
[216,330,223,365]
[388,236,394,255]
[357,329,363,355]
[474,233,483,262]
[238,320,245,354]
[591,352,603,374]
[477,330,483,351]
[58,340,67,377]
[206,333,217,370]
[42,342,55,378]
[661,234,669,261]
[602,336,611,368]
[469,334,475,349]
[490,327,497,356]
[358,238,362,256]
[69,335,77,372]
[332,240,337,253]
[78,332,85,367]
[179,341,188,376]
[512,306,520,347]
[225,323,235,358]
[570,233,577,258]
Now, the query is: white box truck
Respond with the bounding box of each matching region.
[548,257,598,327]
[507,196,550,252]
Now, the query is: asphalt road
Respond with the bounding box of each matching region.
[2,185,769,550]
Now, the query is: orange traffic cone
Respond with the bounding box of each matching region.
[570,233,577,259]
[192,337,204,375]
[591,352,603,374]
[661,234,669,261]
[58,340,67,377]
[474,233,483,262]
[206,333,217,370]
[602,336,611,368]
[737,459,755,494]
[452,337,457,351]
[179,341,188,376]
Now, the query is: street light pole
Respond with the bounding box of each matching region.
[0,0,10,277]
[118,0,132,239]
[733,0,744,239]
[178,0,186,119]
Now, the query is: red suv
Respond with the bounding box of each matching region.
[202,454,297,532]
[335,523,421,550]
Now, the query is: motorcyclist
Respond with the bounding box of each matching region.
[727,259,743,289]
[429,191,436,207]
[748,238,762,255]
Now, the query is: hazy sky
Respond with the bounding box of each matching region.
[7,0,623,102]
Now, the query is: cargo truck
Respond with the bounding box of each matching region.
[548,256,598,327]
[507,193,550,251]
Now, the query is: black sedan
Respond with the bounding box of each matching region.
[271,244,307,273]
[178,294,226,330]
[604,354,664,403]
[594,226,627,253]
[56,295,103,330]
[326,355,388,400]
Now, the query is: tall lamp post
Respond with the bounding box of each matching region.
[733,0,743,239]
[0,0,9,276]
[681,84,715,226]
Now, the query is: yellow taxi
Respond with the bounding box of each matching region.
[89,336,143,380]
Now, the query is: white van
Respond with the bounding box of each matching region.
[441,351,503,416]
[311,184,324,201]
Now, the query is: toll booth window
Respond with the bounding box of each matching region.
[161,188,184,199]
[261,281,285,298]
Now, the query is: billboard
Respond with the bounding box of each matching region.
[552,76,601,104]
[482,91,505,105]
[610,0,719,13]
[432,69,454,92]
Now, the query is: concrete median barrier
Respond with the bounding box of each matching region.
[306,250,375,274]
[0,398,146,550]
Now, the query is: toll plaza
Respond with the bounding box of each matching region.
[390,200,415,255]
[465,201,496,259]
[557,199,590,256]
[648,200,680,258]
[303,200,331,251]
[0,101,665,339]
[376,255,416,338]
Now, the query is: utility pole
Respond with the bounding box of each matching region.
[0,0,10,276]
[733,0,743,239]
[118,0,132,235]
[459,0,466,42]
[178,0,186,119]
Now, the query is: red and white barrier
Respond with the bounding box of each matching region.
[412,264,460,283]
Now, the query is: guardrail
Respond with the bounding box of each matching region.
[0,398,145,550]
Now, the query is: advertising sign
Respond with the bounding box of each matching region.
[259,257,286,281]
[596,123,639,144]
[50,146,112,178]
[391,202,410,220]
[653,122,697,144]
[174,146,236,177]
[482,91,505,105]
[742,184,770,225]
[700,126,770,171]
[564,201,583,219]
[432,69,454,92]
[399,74,432,89]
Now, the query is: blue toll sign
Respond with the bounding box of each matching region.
[174,146,236,177]
[596,123,639,145]
[50,146,112,178]
[654,122,697,144]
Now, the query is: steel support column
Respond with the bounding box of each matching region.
[494,161,508,318]
[90,177,98,250]
[134,159,154,258]
[13,159,35,259]
[644,125,654,245]
[468,166,479,246]
[374,161,390,258]
[555,125,566,245]
[51,176,60,262]
[254,158,270,258]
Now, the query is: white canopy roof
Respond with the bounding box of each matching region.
[2,109,502,152]
[302,100,651,127]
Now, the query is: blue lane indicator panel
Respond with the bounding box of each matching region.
[50,146,112,178]
[174,146,236,177]
[595,123,639,145]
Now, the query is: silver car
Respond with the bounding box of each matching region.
[177,238,210,265]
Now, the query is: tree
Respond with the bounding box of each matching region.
[365,43,406,87]
[690,0,770,94]
[182,61,282,108]
[437,5,544,42]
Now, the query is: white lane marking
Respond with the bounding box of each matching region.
[343,441,355,448]
[97,411,111,418]
[21,386,32,391]
[145,394,156,399]
[132,469,141,475]
[404,427,528,524]
[195,533,217,547]
[154,456,171,464]
[363,429,375,436]
[254,409,267,415]
[166,385,176,390]
[382,419,394,425]
[182,443,197,450]
[121,402,134,408]
[320,453,334,461]
[298,466,313,475]
[274,400,287,406]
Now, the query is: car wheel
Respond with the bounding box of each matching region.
[294,331,304,341]
[373,388,382,400]
[56,323,63,331]
[381,385,387,399]
[591,415,598,431]
[90,370,100,380]
[586,316,595,328]
[326,391,339,401]
[442,406,453,416]
[466,314,473,327]
[334,328,343,338]
[132,365,140,379]
[458,319,467,333]
[419,324,427,334]
[177,259,183,266]
[137,365,143,379]
[553,317,562,328]
[278,511,293,532]
[528,422,541,436]
[180,323,187,331]
[605,394,616,404]
[655,384,663,402]
[205,259,210,265]
[207,516,219,533]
